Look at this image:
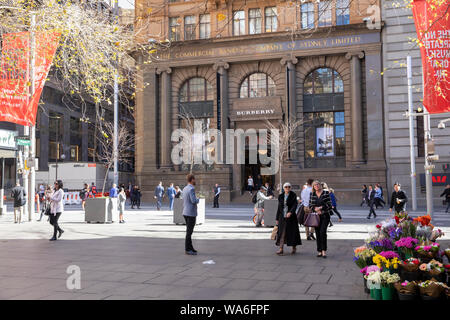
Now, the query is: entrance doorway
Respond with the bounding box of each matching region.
[242,148,275,191]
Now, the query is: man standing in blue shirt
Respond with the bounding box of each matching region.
[167,183,176,211]
[109,184,118,198]
[154,182,164,211]
[182,174,200,255]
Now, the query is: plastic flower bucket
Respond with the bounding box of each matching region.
[381,285,393,300]
[371,288,382,300]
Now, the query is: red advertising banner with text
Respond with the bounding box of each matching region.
[412,0,450,114]
[0,31,59,126]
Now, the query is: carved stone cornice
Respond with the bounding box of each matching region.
[345,51,365,60]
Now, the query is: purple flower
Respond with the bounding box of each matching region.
[395,237,418,249]
[379,251,400,259]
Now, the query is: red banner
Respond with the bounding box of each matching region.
[0,31,59,126]
[412,0,450,114]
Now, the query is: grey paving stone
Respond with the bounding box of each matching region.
[223,279,260,290]
[306,283,340,295]
[196,277,230,289]
[119,273,161,283]
[317,295,350,300]
[174,275,206,287]
[251,271,280,281]
[250,280,283,292]
[277,272,304,282]
[220,290,262,300]
[277,282,312,294]
[132,284,174,298]
[301,274,332,284]
[226,269,257,279]
[144,274,183,285]
[285,294,318,300]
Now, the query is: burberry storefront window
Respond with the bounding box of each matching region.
[303,68,345,168]
[240,73,275,98]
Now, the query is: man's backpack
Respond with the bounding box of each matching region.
[252,193,258,204]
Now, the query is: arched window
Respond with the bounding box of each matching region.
[179,77,213,102]
[303,68,343,95]
[240,73,276,98]
[303,68,345,168]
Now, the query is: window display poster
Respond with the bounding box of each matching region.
[316,127,334,157]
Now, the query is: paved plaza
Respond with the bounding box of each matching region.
[0,203,449,300]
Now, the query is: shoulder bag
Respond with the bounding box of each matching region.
[304,211,320,227]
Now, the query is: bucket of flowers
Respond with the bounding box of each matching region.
[395,237,419,260]
[394,280,418,300]
[380,271,400,300]
[419,259,446,282]
[418,280,448,300]
[353,246,377,268]
[430,228,444,242]
[360,265,381,294]
[373,251,400,274]
[415,243,440,263]
[365,269,382,300]
[367,238,394,254]
[400,258,421,281]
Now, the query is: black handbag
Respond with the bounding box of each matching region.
[296,204,305,225]
[44,206,51,216]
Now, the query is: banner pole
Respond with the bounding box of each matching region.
[29,12,36,221]
[407,56,417,211]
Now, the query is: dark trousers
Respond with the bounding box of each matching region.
[316,215,329,252]
[332,207,342,219]
[49,212,62,238]
[374,198,385,208]
[368,202,377,217]
[213,195,219,208]
[184,216,196,251]
[446,201,450,213]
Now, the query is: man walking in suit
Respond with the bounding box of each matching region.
[167,183,176,211]
[367,185,377,219]
[213,184,220,208]
[154,182,164,211]
[182,174,200,255]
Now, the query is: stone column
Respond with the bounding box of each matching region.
[213,61,230,164]
[156,67,172,170]
[346,51,365,165]
[281,56,298,160]
[364,49,385,167]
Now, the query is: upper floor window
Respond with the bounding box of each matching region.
[264,7,277,32]
[240,73,276,98]
[169,17,181,41]
[301,2,315,29]
[304,68,344,95]
[179,78,213,102]
[233,10,245,36]
[336,0,350,25]
[318,1,332,27]
[249,8,262,34]
[184,15,196,40]
[199,14,211,39]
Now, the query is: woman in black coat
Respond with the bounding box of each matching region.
[309,180,333,258]
[276,182,302,255]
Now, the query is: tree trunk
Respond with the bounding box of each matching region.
[101,162,112,194]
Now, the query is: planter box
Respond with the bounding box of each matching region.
[85,198,116,223]
[263,199,278,227]
[173,198,205,225]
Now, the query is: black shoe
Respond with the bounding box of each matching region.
[317,253,322,257]
[307,236,312,241]
[322,255,327,259]
[192,249,197,253]
[49,237,57,241]
[367,216,371,219]
[374,214,377,218]
[310,234,316,240]
[58,230,64,238]
[185,250,197,256]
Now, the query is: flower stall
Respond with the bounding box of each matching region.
[353,213,450,300]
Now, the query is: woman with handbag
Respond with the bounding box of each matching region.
[275,182,301,255]
[309,180,332,258]
[38,185,53,222]
[48,180,65,241]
